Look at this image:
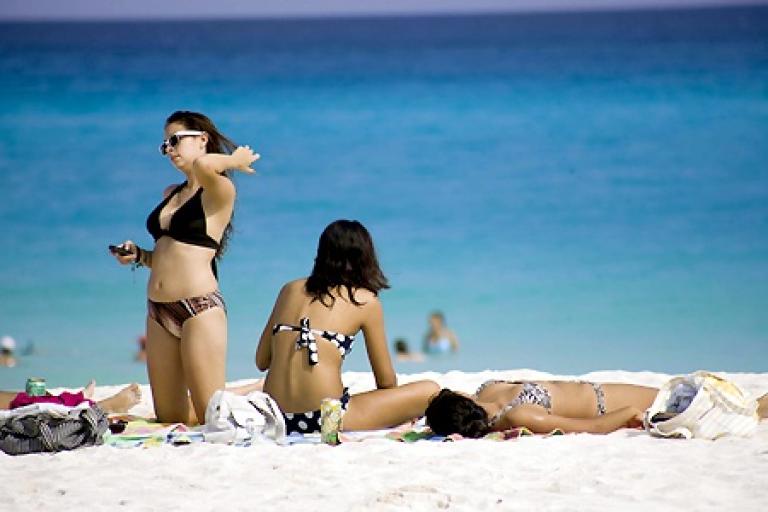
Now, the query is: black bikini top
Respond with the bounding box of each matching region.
[146,182,221,276]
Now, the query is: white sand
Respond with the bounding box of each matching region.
[1,370,767,511]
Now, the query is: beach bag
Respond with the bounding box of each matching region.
[644,371,758,440]
[203,390,286,444]
[0,403,108,455]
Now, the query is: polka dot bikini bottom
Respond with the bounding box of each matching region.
[283,388,350,435]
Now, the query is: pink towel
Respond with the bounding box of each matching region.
[10,391,94,409]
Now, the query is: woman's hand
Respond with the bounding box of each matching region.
[111,240,138,265]
[231,145,260,174]
[625,407,645,429]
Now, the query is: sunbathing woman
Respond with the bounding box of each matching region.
[426,379,768,436]
[112,111,258,424]
[255,220,439,435]
[0,381,141,414]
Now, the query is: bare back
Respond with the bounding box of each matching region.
[257,279,395,413]
[478,381,602,418]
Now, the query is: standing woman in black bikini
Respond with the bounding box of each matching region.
[111,111,258,424]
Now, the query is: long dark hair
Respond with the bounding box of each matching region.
[165,110,236,259]
[305,220,389,306]
[425,389,491,438]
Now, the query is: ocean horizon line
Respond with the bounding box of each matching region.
[1,2,766,25]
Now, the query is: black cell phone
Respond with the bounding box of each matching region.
[109,244,133,257]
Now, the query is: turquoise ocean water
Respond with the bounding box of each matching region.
[1,7,767,388]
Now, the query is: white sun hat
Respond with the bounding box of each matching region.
[1,336,16,351]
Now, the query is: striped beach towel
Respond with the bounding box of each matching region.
[335,425,563,443]
[0,403,108,455]
[104,420,204,448]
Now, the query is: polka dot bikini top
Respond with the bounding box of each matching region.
[272,317,355,366]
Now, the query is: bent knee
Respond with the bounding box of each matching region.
[155,408,190,424]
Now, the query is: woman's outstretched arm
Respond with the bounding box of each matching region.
[256,285,289,371]
[192,146,258,207]
[361,297,397,389]
[506,405,644,434]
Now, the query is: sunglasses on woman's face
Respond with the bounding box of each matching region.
[159,130,204,155]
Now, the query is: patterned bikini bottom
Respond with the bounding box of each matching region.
[147,290,226,339]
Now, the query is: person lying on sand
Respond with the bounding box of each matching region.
[425,379,768,436]
[255,220,439,435]
[1,379,266,421]
[0,380,142,414]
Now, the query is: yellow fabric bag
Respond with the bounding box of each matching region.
[644,371,758,440]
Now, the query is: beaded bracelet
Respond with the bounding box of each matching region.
[132,247,144,270]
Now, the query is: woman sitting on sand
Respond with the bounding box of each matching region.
[0,381,141,414]
[425,379,768,436]
[111,111,258,424]
[255,220,439,435]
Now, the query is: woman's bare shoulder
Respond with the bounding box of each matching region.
[351,288,380,306]
[163,183,182,198]
[276,278,308,299]
[282,278,307,290]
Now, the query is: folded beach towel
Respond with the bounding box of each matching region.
[0,403,108,455]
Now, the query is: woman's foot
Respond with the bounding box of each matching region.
[758,393,767,419]
[228,379,264,395]
[97,383,142,413]
[83,379,96,399]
